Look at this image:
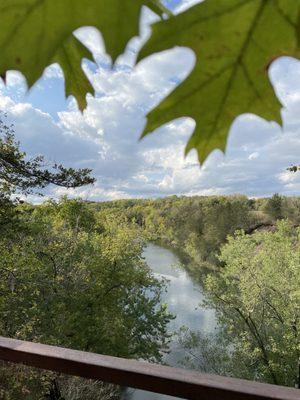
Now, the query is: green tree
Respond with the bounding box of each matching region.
[186,221,300,387]
[0,115,95,239]
[0,117,94,197]
[126,195,253,269]
[0,199,173,399]
[263,193,283,221]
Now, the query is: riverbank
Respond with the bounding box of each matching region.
[148,238,217,286]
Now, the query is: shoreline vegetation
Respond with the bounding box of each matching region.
[1,193,300,397]
[89,193,293,271]
[89,194,300,388]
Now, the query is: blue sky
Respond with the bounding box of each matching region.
[1,0,300,202]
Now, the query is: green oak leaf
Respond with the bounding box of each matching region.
[0,0,163,109]
[138,0,300,163]
[52,36,95,111]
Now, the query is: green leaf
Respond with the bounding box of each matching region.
[139,0,300,163]
[0,0,163,109]
[52,36,95,111]
[147,0,173,17]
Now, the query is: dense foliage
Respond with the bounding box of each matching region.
[2,189,300,395]
[90,194,300,271]
[181,221,300,388]
[87,194,300,389]
[0,198,172,398]
[90,195,251,268]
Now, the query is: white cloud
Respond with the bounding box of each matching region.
[43,64,64,80]
[248,152,259,160]
[5,71,27,88]
[173,0,203,13]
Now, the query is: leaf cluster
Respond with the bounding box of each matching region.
[1,1,300,161]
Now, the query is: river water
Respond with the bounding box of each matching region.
[127,243,216,400]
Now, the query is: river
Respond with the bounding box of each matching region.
[127,243,216,400]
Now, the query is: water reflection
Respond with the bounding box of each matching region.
[126,243,216,400]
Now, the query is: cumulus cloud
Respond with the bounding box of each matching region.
[1,1,300,201]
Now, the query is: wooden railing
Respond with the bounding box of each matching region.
[0,336,299,400]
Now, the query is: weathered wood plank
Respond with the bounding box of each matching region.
[0,336,298,400]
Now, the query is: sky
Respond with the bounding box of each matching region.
[1,0,300,202]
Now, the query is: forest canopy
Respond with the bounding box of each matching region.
[0,198,173,398]
[1,188,300,396]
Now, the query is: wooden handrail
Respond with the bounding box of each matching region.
[0,336,299,400]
